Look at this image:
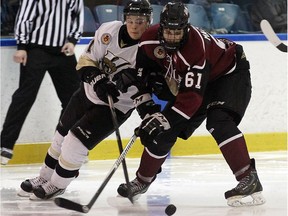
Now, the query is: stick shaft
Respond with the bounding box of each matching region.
[107,95,134,203]
[87,134,136,208]
[54,134,137,213]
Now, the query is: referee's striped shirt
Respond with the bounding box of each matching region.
[15,0,84,50]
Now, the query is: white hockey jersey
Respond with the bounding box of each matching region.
[80,21,138,114]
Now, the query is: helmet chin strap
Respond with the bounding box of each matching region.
[158,30,181,52]
[164,43,180,52]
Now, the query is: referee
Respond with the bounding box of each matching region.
[0,0,84,165]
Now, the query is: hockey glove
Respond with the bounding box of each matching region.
[79,66,101,84]
[148,72,177,101]
[139,112,171,147]
[112,68,145,93]
[93,74,120,103]
[132,92,161,119]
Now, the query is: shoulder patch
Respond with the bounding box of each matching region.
[101,33,112,45]
[154,46,166,59]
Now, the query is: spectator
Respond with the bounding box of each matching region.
[0,0,19,36]
[84,0,119,9]
[0,0,84,165]
[188,0,235,34]
[250,0,287,33]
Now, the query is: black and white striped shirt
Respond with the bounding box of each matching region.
[15,0,84,50]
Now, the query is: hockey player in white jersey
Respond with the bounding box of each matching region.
[18,0,156,200]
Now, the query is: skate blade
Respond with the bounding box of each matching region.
[0,157,10,165]
[17,189,32,197]
[227,192,266,207]
[30,189,65,200]
[29,194,42,200]
[132,194,141,201]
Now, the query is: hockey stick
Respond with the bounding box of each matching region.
[54,133,137,213]
[260,19,287,53]
[107,94,134,204]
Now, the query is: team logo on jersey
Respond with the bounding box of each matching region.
[101,50,131,74]
[101,33,111,45]
[154,46,166,59]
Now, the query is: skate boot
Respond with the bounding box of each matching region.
[18,176,47,197]
[32,181,65,200]
[225,158,266,207]
[0,148,13,165]
[117,177,151,200]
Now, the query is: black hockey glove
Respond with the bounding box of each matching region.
[148,72,177,101]
[112,68,145,93]
[138,112,171,147]
[132,92,161,119]
[93,74,120,103]
[79,66,101,84]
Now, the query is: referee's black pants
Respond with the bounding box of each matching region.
[1,47,80,151]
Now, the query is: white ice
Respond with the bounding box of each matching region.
[1,151,287,216]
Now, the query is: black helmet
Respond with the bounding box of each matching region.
[159,2,190,52]
[123,0,153,23]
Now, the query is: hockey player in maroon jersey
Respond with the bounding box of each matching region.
[115,2,265,207]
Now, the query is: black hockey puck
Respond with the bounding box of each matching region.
[165,204,177,215]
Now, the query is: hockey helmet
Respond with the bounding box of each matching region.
[123,0,153,24]
[159,2,190,52]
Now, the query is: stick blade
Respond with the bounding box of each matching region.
[260,19,287,52]
[277,43,288,52]
[260,20,281,46]
[54,197,90,213]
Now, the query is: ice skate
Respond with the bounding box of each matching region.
[225,159,265,207]
[0,147,13,165]
[117,177,151,200]
[18,176,47,197]
[33,181,65,200]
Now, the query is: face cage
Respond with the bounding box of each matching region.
[159,26,189,52]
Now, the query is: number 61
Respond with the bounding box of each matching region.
[185,72,202,89]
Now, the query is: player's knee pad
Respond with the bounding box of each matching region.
[148,134,176,156]
[206,109,241,143]
[48,131,64,160]
[56,120,70,138]
[59,131,89,171]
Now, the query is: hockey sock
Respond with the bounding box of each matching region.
[51,165,77,189]
[137,147,168,183]
[219,135,251,181]
[48,130,64,160]
[39,160,55,181]
[207,109,251,181]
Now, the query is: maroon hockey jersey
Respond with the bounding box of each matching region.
[136,24,238,120]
